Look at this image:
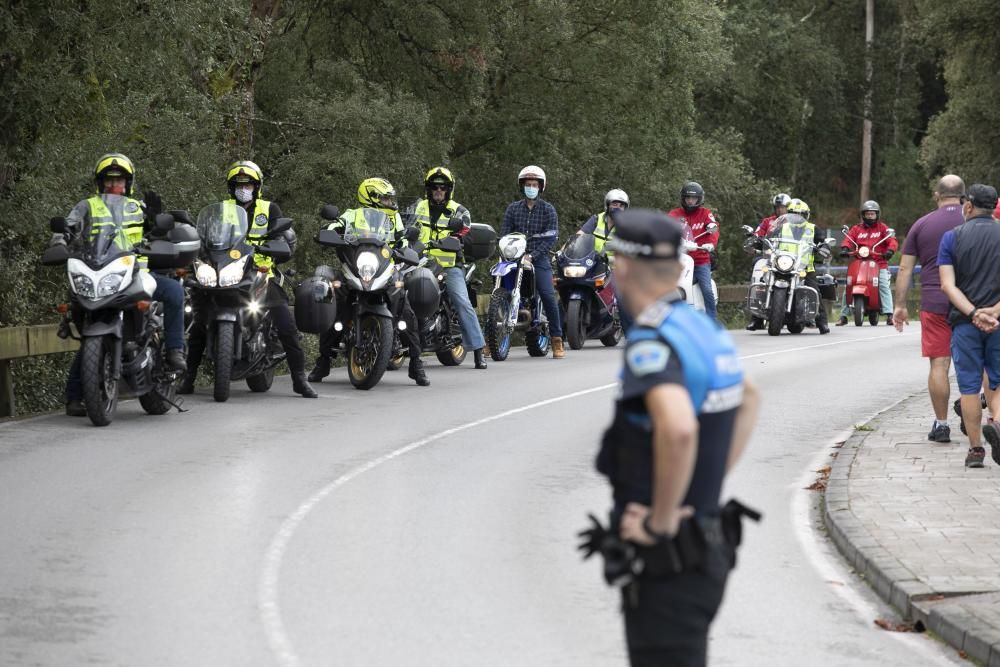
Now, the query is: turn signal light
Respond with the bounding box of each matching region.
[56,303,70,314]
[595,277,605,288]
[175,268,188,278]
[258,266,270,273]
[136,300,152,312]
[332,280,342,288]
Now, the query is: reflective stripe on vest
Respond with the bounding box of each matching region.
[778,220,815,271]
[88,196,146,269]
[415,198,460,268]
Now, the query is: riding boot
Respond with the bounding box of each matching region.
[65,399,86,417]
[308,355,331,383]
[291,370,318,398]
[552,337,566,359]
[408,357,430,386]
[178,373,196,395]
[474,348,488,369]
[165,349,187,373]
[746,317,764,331]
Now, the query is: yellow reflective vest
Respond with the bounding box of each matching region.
[230,198,274,274]
[414,198,466,268]
[592,211,614,255]
[87,195,147,269]
[777,219,816,271]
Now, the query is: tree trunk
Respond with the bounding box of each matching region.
[860,0,875,203]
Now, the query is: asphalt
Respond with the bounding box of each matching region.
[825,384,1000,665]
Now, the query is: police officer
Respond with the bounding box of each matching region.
[180,160,317,398]
[582,208,760,666]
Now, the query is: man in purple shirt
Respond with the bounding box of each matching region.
[893,175,965,443]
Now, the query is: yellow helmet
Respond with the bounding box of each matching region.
[94,153,135,195]
[226,160,263,196]
[424,166,455,199]
[358,177,398,211]
[787,198,811,220]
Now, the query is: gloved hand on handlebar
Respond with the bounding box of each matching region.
[446,215,464,232]
[883,249,894,260]
[701,243,715,253]
[816,245,832,261]
[839,247,851,258]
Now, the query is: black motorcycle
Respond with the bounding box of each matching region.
[554,233,622,349]
[42,197,199,426]
[189,202,293,401]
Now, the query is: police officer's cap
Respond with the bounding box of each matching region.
[966,184,999,211]
[607,208,683,260]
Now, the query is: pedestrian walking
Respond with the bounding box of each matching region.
[579,208,760,666]
[893,175,966,442]
[938,184,1000,467]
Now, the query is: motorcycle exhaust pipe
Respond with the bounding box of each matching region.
[516,308,532,327]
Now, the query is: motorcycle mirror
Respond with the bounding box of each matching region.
[319,204,341,221]
[316,228,344,247]
[41,243,69,266]
[706,222,719,233]
[169,209,194,225]
[825,237,837,247]
[740,225,754,236]
[154,213,176,233]
[886,228,897,237]
[269,217,293,237]
[257,239,291,263]
[841,225,850,234]
[49,216,68,234]
[398,247,420,265]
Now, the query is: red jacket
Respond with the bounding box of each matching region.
[841,221,898,269]
[755,214,777,238]
[668,206,719,266]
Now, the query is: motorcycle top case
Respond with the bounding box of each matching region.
[294,276,337,334]
[147,224,201,270]
[405,267,441,319]
[464,223,498,261]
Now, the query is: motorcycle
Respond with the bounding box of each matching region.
[677,223,719,312]
[743,216,836,336]
[842,225,896,327]
[314,205,416,389]
[189,202,293,402]
[554,232,622,349]
[41,197,199,426]
[484,232,551,360]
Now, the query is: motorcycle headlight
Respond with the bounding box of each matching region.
[71,273,95,298]
[775,254,796,272]
[218,256,249,287]
[97,271,127,297]
[858,246,870,258]
[500,237,527,260]
[196,263,218,287]
[357,251,379,282]
[563,265,587,278]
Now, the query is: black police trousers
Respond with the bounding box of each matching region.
[187,283,306,375]
[621,541,731,667]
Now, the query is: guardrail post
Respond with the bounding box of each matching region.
[0,359,13,418]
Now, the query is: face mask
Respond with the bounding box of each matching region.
[524,186,539,200]
[235,185,254,203]
[104,182,125,195]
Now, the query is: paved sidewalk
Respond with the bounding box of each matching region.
[825,389,1000,665]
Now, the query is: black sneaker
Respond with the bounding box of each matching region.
[965,447,986,468]
[983,422,1000,466]
[927,422,951,443]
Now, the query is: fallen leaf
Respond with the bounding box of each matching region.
[805,479,828,491]
[815,466,832,475]
[874,618,915,632]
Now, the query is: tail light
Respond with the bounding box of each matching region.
[136,300,152,311]
[56,303,70,314]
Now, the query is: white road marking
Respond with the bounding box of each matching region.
[257,330,912,666]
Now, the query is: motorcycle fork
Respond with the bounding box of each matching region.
[508,268,524,328]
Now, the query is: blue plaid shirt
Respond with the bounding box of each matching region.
[500,198,560,263]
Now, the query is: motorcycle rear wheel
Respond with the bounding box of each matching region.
[853,295,865,327]
[81,335,118,427]
[566,300,586,350]
[347,315,393,390]
[869,309,879,326]
[139,349,177,415]
[600,326,623,347]
[486,290,513,361]
[527,326,551,357]
[767,289,787,336]
[437,344,466,366]
[246,366,275,392]
[786,322,804,334]
[213,321,235,402]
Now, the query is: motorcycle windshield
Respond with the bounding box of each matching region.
[343,208,395,244]
[563,233,596,260]
[79,194,136,265]
[196,202,249,251]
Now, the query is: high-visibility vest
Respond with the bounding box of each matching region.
[592,211,614,255]
[230,198,274,274]
[414,198,464,267]
[777,219,816,271]
[87,195,146,269]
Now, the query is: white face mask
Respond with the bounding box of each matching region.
[524,186,539,200]
[235,185,254,203]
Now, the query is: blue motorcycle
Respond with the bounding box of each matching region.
[484,232,550,361]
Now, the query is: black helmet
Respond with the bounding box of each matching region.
[404,267,440,319]
[680,181,704,212]
[860,200,880,225]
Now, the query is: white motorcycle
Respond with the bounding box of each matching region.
[676,223,719,312]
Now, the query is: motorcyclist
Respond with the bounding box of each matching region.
[61,153,187,416]
[308,177,430,386]
[771,199,831,334]
[180,160,317,398]
[668,181,719,319]
[403,166,488,370]
[836,200,898,326]
[746,193,792,330]
[579,188,630,330]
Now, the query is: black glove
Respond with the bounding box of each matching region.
[143,190,162,220]
[577,513,609,560]
[281,228,298,255]
[839,248,851,258]
[816,245,832,260]
[446,215,464,232]
[883,249,894,260]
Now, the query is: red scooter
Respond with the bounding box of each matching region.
[841,225,896,326]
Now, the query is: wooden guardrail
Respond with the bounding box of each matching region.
[0,325,78,418]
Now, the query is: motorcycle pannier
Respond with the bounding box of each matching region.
[464,223,498,261]
[816,273,837,301]
[294,276,337,334]
[147,224,201,270]
[405,267,441,319]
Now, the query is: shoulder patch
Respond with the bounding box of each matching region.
[125,201,140,213]
[627,340,671,376]
[635,301,671,327]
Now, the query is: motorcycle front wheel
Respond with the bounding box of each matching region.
[486,290,513,361]
[853,295,865,327]
[347,314,393,390]
[600,326,623,347]
[566,300,586,350]
[213,320,235,402]
[767,289,787,337]
[81,335,118,427]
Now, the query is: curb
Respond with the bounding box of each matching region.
[822,394,999,664]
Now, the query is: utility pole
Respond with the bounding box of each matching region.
[860,0,875,203]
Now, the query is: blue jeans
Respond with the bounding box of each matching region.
[66,273,184,401]
[533,260,563,337]
[444,267,485,350]
[841,268,893,316]
[693,263,716,319]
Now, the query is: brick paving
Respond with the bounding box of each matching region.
[825,389,1000,665]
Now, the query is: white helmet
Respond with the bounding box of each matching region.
[605,188,630,209]
[517,165,547,192]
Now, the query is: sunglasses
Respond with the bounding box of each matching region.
[429,184,449,192]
